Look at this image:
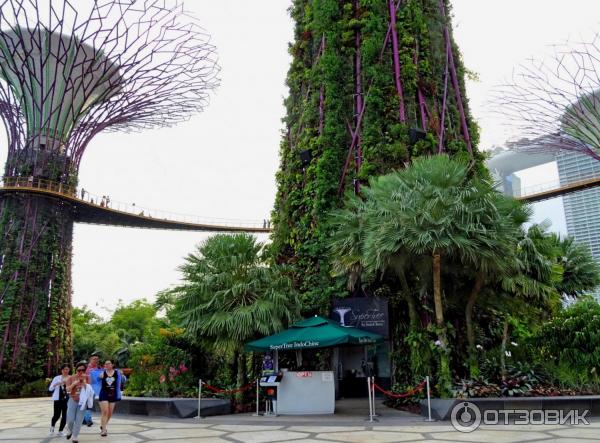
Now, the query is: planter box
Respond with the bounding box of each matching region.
[94,396,230,418]
[420,396,600,421]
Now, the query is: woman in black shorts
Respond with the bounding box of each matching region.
[98,359,123,437]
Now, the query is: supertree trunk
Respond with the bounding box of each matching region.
[0,191,74,380]
[272,0,481,311]
[0,0,219,382]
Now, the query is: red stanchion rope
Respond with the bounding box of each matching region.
[372,380,426,398]
[201,381,255,395]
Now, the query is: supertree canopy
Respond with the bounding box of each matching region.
[0,0,218,380]
[492,35,600,161]
[271,0,483,311]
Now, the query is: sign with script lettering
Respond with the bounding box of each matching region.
[331,297,389,337]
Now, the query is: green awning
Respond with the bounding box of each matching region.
[245,315,384,352]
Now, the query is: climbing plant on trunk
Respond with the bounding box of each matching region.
[271,0,484,315]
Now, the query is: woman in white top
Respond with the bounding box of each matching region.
[48,364,71,436]
[65,362,95,443]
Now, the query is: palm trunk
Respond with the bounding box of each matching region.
[399,271,418,331]
[432,252,451,396]
[432,253,444,330]
[236,352,247,405]
[466,273,484,377]
[500,318,509,380]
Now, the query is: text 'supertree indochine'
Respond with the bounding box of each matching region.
[492,36,600,161]
[0,0,218,380]
[271,0,483,310]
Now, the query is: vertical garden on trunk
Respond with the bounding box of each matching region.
[272,0,483,311]
[0,162,75,380]
[0,0,219,382]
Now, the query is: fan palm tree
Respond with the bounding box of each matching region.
[365,156,514,393]
[326,191,371,293]
[170,234,300,388]
[554,235,600,297]
[463,196,529,376]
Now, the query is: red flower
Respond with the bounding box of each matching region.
[159,375,166,384]
[179,363,188,373]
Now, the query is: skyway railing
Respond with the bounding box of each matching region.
[517,173,600,202]
[0,176,271,231]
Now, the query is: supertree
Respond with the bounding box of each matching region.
[271,0,483,311]
[0,0,219,380]
[491,35,600,161]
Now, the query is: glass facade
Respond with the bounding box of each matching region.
[556,151,600,300]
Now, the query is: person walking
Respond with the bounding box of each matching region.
[98,359,124,437]
[83,353,102,427]
[65,362,94,443]
[48,364,70,436]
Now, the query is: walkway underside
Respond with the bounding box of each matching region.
[517,176,600,203]
[0,179,270,233]
[4,175,597,231]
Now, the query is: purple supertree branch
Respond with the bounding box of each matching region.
[439,0,472,156]
[388,0,406,123]
[354,0,363,193]
[338,1,403,195]
[338,100,367,196]
[0,0,219,177]
[491,33,600,161]
[438,40,450,153]
[414,45,427,131]
[318,34,325,136]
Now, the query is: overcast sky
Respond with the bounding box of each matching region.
[1,1,598,316]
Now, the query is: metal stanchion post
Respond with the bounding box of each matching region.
[367,376,373,422]
[425,376,435,422]
[371,377,378,418]
[253,379,260,416]
[196,379,202,419]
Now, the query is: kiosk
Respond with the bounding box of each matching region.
[276,370,335,414]
[246,315,383,415]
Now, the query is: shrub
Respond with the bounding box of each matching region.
[453,378,501,398]
[0,382,18,399]
[534,298,600,389]
[20,379,51,397]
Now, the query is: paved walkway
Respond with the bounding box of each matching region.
[1,398,598,443]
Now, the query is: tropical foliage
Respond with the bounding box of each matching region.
[271,0,486,314]
[19,0,600,405]
[326,155,600,397]
[166,234,300,394]
[535,298,600,389]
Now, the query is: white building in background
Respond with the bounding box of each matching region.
[487,149,600,300]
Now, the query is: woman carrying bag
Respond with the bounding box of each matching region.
[48,364,70,436]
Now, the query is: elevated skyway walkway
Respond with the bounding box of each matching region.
[0,177,271,233]
[517,176,600,203]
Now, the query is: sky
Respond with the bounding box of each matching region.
[1,0,599,316]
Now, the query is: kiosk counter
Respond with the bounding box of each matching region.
[246,316,385,416]
[275,370,335,415]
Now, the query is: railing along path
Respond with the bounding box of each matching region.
[0,176,271,233]
[516,174,600,203]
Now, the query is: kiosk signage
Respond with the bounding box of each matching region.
[331,297,389,337]
[245,316,385,415]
